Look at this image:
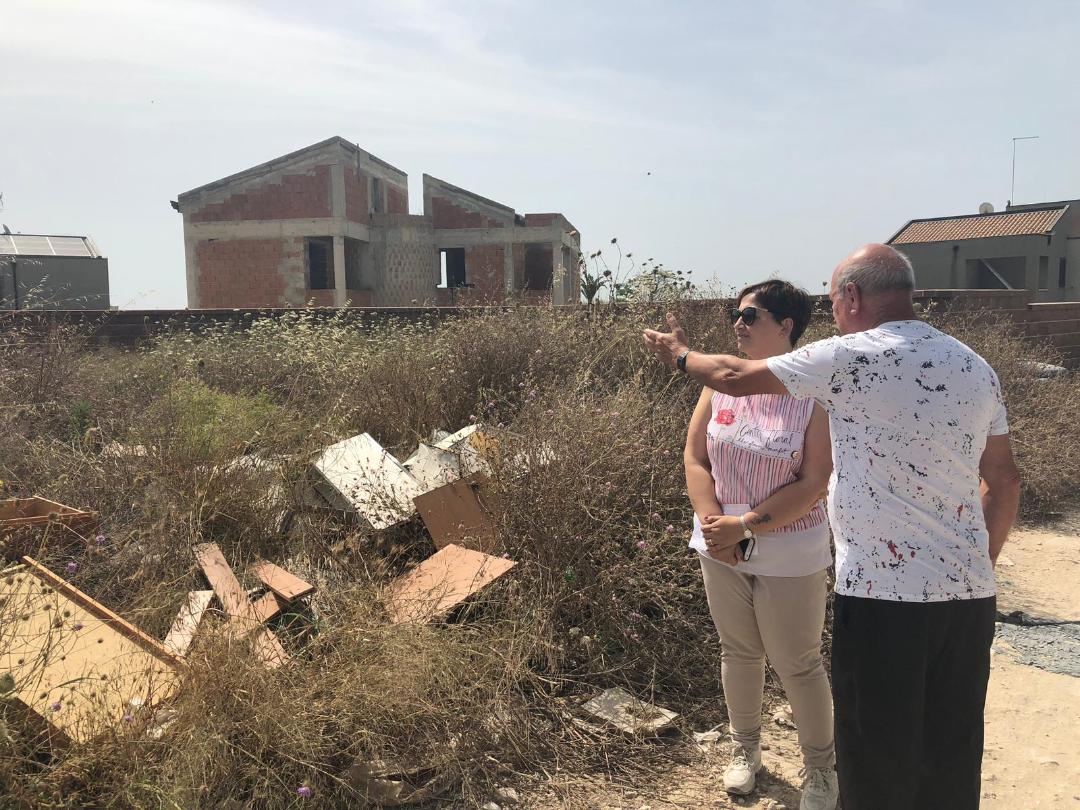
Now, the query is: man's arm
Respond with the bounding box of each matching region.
[979,433,1021,566]
[643,313,790,397]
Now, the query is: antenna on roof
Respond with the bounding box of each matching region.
[978,202,995,215]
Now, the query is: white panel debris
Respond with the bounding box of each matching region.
[313,434,423,530]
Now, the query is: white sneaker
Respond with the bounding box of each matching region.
[723,743,762,795]
[800,766,839,810]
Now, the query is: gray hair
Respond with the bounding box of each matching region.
[835,246,915,295]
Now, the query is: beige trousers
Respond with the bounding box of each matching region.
[699,555,835,769]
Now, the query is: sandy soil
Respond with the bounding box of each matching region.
[517,525,1080,810]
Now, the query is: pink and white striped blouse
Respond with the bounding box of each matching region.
[705,390,826,532]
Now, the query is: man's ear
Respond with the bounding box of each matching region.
[846,282,861,313]
[780,316,794,337]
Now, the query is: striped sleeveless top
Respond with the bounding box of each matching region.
[705,390,827,532]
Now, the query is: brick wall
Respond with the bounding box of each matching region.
[464,244,505,300]
[195,237,307,308]
[431,196,507,229]
[387,184,408,215]
[190,166,332,222]
[344,167,369,222]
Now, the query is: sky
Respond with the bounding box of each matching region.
[3,0,1079,308]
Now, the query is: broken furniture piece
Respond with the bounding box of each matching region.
[413,474,500,553]
[0,497,99,559]
[402,424,492,492]
[0,556,182,745]
[312,434,423,530]
[385,543,516,624]
[193,543,289,668]
[580,687,679,736]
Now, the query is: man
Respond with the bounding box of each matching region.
[643,244,1021,810]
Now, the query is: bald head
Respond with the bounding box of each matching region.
[829,244,917,334]
[833,244,915,297]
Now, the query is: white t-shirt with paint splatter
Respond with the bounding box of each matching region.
[766,320,1008,603]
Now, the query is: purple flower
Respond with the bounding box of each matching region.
[630,632,641,642]
[73,622,85,631]
[297,785,313,799]
[50,701,62,712]
[122,713,134,723]
[65,562,78,574]
[635,540,647,550]
[468,414,477,422]
[501,552,511,559]
[665,524,675,534]
[95,534,107,546]
[650,512,661,522]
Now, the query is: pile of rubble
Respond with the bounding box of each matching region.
[0,425,681,801]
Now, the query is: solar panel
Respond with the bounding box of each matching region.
[0,234,98,257]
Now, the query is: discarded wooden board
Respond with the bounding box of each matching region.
[0,497,98,539]
[0,557,182,745]
[313,434,423,530]
[413,475,499,552]
[193,543,288,668]
[249,591,290,624]
[249,561,315,601]
[580,687,679,736]
[162,589,214,657]
[386,544,516,624]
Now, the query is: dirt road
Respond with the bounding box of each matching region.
[523,525,1079,809]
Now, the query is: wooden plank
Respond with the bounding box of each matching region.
[250,590,289,623]
[0,497,98,533]
[386,544,516,624]
[193,543,288,668]
[248,561,314,601]
[1,559,182,745]
[162,590,214,657]
[414,475,499,553]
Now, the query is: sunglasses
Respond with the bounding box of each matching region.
[729,306,772,326]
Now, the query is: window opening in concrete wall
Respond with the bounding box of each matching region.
[306,237,334,289]
[524,244,553,290]
[1059,258,1067,289]
[345,238,365,290]
[1038,256,1049,290]
[438,248,467,288]
[371,177,384,214]
[966,257,1024,290]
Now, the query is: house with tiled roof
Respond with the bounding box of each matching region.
[887,200,1080,302]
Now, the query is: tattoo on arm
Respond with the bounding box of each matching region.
[749,513,771,528]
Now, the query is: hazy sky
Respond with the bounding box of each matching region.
[4,0,1079,308]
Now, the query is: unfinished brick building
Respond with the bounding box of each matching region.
[175,137,580,308]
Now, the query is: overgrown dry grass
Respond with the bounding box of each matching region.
[0,302,1076,808]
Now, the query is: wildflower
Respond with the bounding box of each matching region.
[630,632,641,642]
[534,348,542,355]
[296,785,313,799]
[545,409,554,416]
[662,449,671,457]
[650,512,661,521]
[635,540,647,550]
[73,622,85,631]
[501,552,511,559]
[95,534,107,546]
[122,713,134,723]
[50,701,62,712]
[65,562,78,574]
[468,414,477,422]
[665,525,675,534]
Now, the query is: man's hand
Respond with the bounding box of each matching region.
[642,312,689,369]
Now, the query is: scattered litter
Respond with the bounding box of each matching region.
[580,687,679,736]
[386,543,516,624]
[403,425,492,492]
[100,442,150,458]
[193,543,288,668]
[0,556,181,745]
[162,590,214,657]
[691,725,726,745]
[347,755,455,806]
[493,786,520,804]
[1021,360,1069,379]
[313,434,423,529]
[772,703,797,730]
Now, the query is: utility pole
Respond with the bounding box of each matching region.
[1011,135,1039,204]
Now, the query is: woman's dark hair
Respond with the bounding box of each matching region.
[735,279,813,346]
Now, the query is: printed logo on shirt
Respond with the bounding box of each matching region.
[709,414,804,460]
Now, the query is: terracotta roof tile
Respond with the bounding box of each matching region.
[889,207,1067,245]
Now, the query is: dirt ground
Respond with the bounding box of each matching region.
[515,524,1080,810]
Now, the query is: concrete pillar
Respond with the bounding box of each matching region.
[551,240,565,306]
[504,242,514,297]
[333,235,347,306]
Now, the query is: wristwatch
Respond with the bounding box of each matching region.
[738,514,754,540]
[676,350,691,373]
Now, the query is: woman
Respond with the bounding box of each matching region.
[684,280,838,810]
